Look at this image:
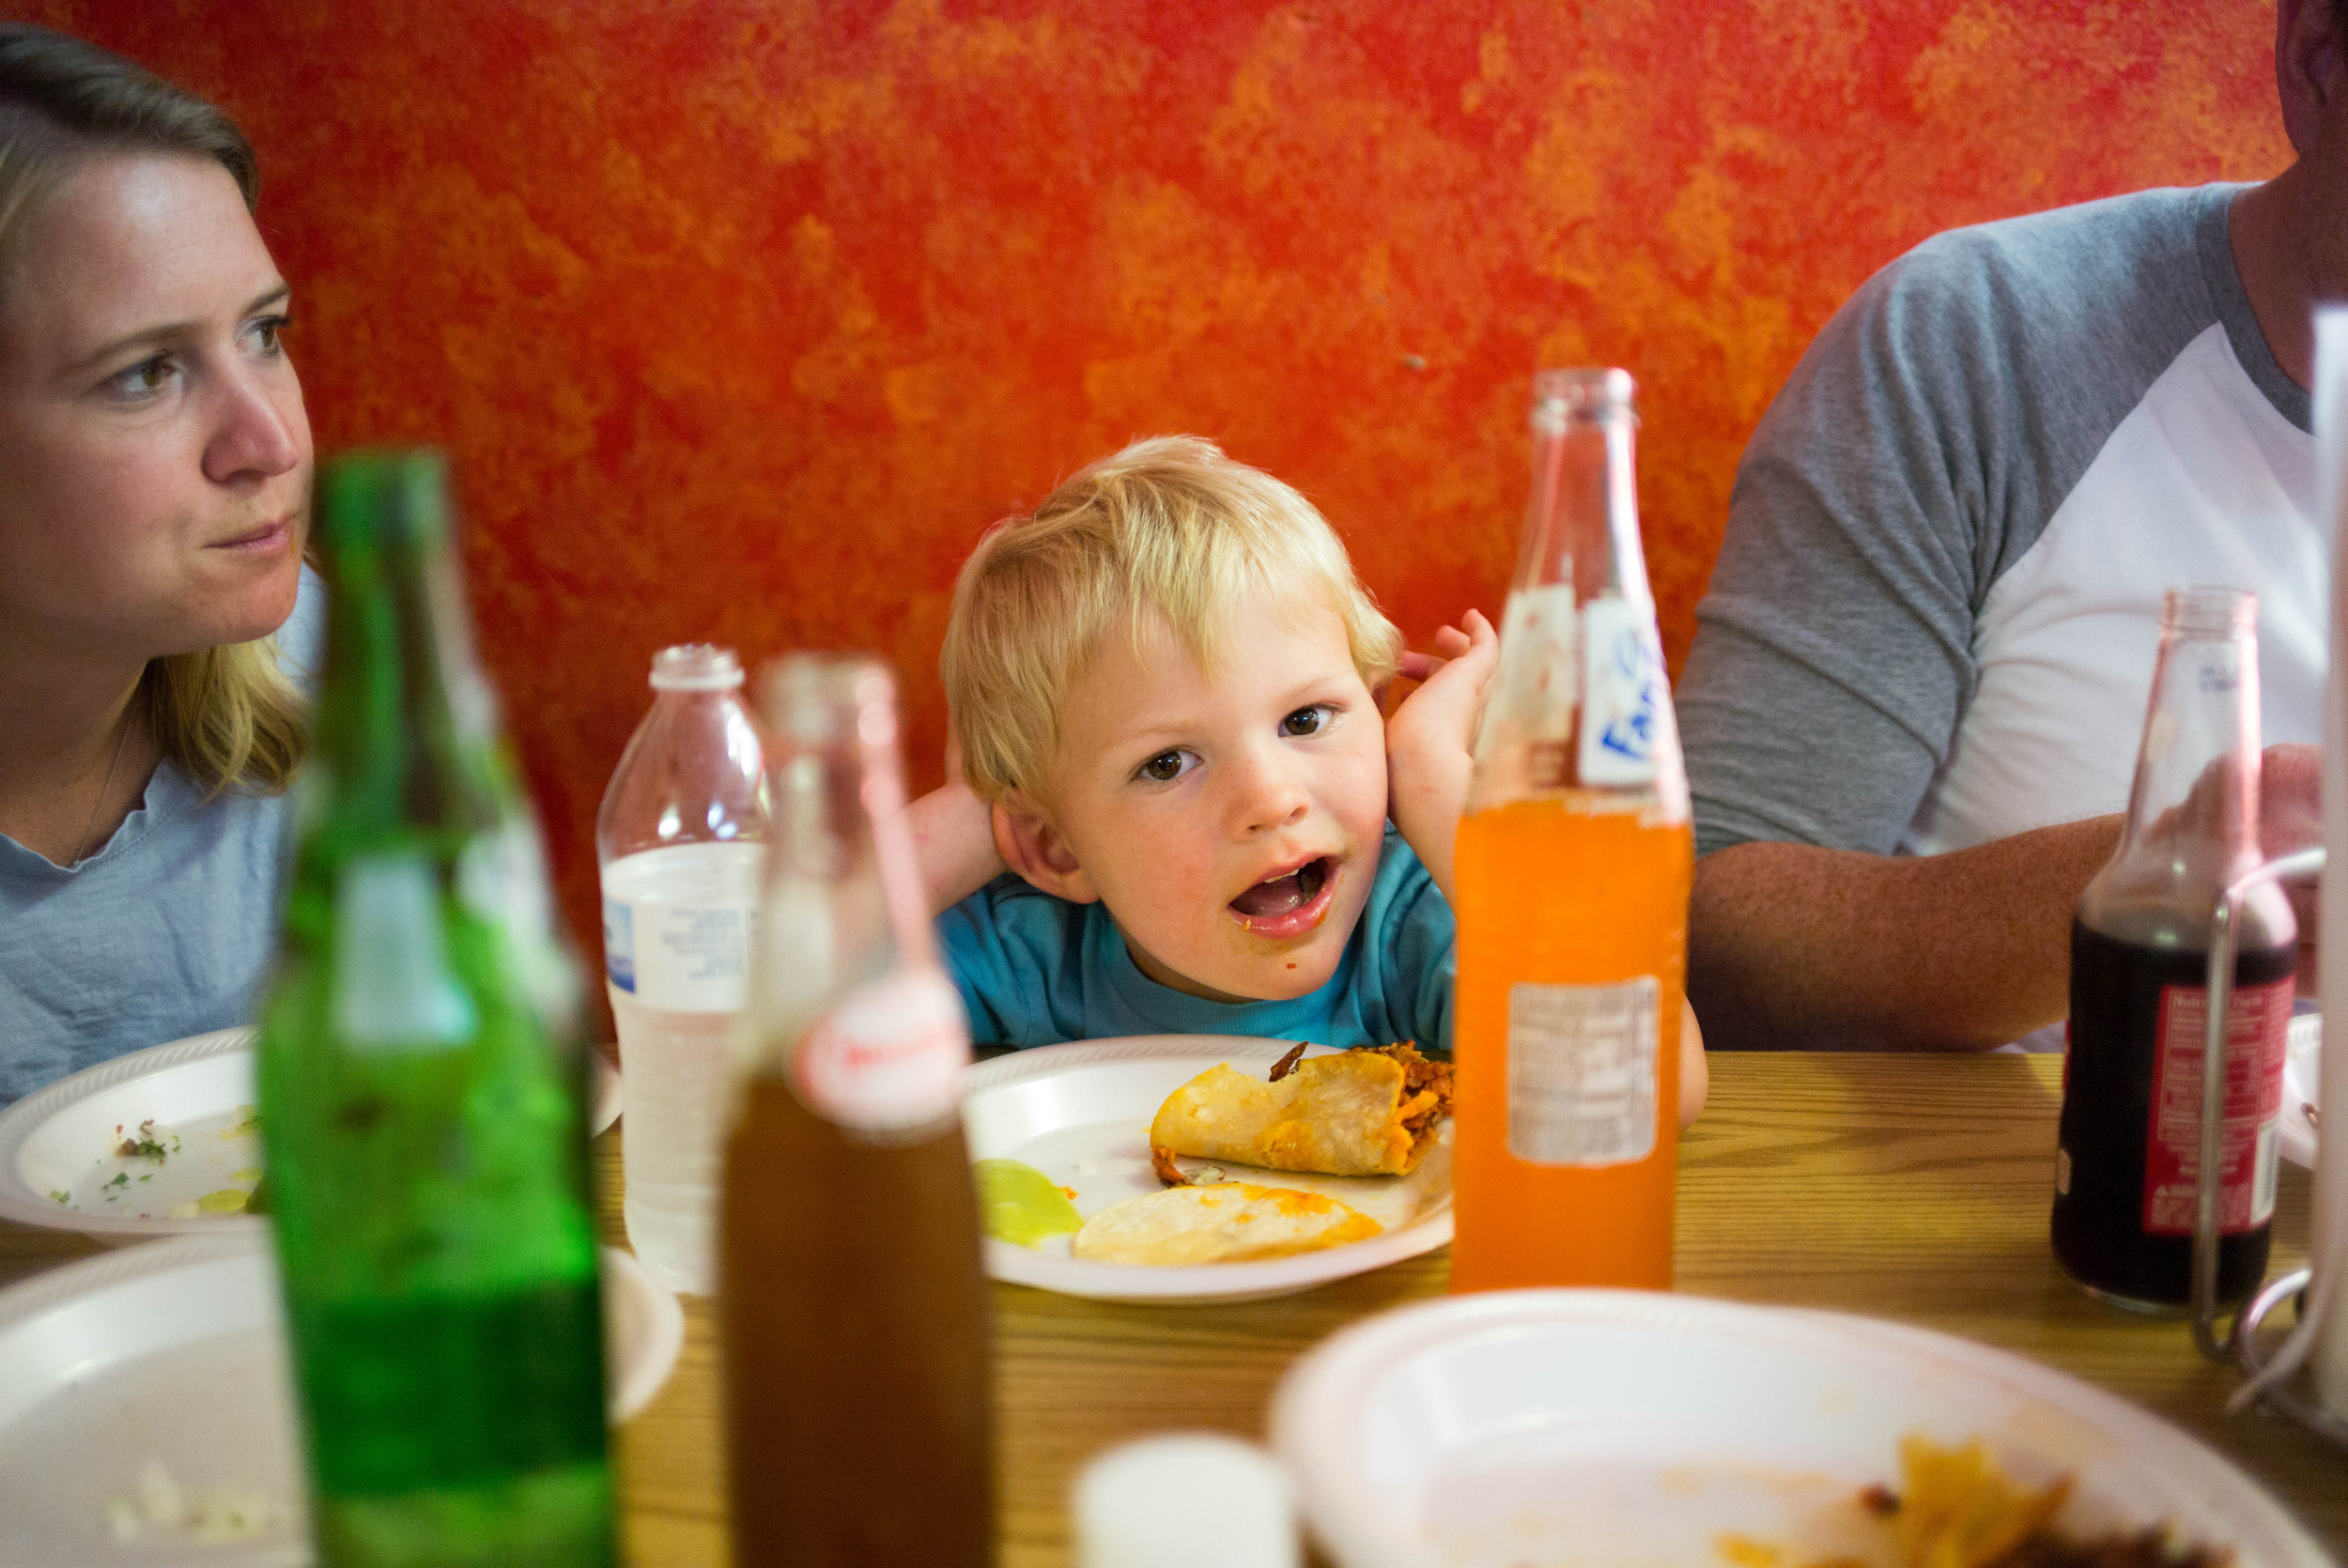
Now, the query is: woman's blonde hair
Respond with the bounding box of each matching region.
[2,24,305,796]
[943,437,1403,803]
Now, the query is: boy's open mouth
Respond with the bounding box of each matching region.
[1228,856,1337,937]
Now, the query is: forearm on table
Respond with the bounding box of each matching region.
[1686,816,2122,1052]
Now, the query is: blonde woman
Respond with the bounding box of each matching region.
[0,25,319,1102]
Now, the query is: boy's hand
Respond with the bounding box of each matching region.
[1385,608,1498,905]
[907,715,1009,915]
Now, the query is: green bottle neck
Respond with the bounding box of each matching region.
[314,528,505,845]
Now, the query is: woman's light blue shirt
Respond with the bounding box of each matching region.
[0,568,324,1104]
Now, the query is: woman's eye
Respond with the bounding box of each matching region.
[1280,705,1332,738]
[1135,750,1192,784]
[246,314,291,355]
[100,356,177,400]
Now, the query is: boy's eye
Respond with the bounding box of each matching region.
[1280,705,1333,738]
[1135,749,1193,784]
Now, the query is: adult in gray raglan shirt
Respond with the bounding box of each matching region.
[1676,0,2347,1052]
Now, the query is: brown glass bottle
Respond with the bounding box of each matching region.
[718,655,992,1568]
[2051,588,2294,1313]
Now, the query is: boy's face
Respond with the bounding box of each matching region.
[1031,593,1389,1004]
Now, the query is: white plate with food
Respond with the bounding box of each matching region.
[0,1233,682,1568]
[963,1036,1453,1305]
[1272,1289,2326,1568]
[0,1029,625,1242]
[2279,1012,2319,1169]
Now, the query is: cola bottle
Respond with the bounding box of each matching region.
[2053,587,2294,1311]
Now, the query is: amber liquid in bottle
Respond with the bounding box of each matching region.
[718,1080,991,1567]
[718,653,993,1568]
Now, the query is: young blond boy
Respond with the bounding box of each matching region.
[909,438,1704,1118]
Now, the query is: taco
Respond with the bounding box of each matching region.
[1148,1042,1453,1179]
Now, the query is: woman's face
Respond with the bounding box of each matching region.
[0,153,311,665]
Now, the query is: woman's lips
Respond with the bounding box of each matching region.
[1228,856,1338,940]
[209,515,294,553]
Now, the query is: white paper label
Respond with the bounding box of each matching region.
[333,853,476,1053]
[790,968,969,1136]
[1506,976,1660,1166]
[460,820,583,1038]
[601,843,764,1013]
[1578,596,1665,787]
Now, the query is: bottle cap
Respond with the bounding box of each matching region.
[649,644,745,691]
[2161,586,2256,638]
[763,653,895,746]
[1530,366,1637,429]
[1073,1434,1298,1568]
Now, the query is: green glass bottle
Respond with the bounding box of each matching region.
[257,451,613,1568]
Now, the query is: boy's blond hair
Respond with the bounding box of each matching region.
[944,436,1403,803]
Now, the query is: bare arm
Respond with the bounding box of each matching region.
[1687,816,2122,1052]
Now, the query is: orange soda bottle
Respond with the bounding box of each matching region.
[1448,367,1693,1293]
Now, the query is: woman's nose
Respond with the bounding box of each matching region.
[203,362,307,485]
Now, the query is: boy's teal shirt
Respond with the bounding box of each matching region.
[935,824,1453,1053]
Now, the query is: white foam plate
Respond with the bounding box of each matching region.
[1272,1290,2329,1568]
[0,1031,625,1242]
[2280,1012,2319,1169]
[0,1235,682,1568]
[964,1037,1452,1305]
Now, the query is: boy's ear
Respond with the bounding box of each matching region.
[992,792,1100,904]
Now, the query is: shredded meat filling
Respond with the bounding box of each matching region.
[1360,1043,1454,1158]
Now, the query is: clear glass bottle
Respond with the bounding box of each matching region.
[257,451,611,1567]
[596,644,767,1293]
[2054,586,2294,1311]
[719,654,991,1568]
[1449,367,1693,1294]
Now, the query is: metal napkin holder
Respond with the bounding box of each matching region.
[2192,845,2348,1445]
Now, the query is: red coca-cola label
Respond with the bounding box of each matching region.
[2141,976,2291,1236]
[789,968,970,1136]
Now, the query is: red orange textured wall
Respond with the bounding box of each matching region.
[33,0,2293,1003]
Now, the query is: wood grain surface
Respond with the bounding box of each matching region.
[3,1052,2340,1564]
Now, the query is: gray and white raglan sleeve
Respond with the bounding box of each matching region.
[1675,189,2222,859]
[1676,249,2003,858]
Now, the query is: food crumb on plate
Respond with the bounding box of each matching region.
[106,1461,284,1545]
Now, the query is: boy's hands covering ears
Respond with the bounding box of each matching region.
[1383,608,1499,907]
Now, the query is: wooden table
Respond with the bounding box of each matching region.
[5,1053,2341,1564]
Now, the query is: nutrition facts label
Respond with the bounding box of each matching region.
[2142,975,2291,1235]
[1505,976,1660,1166]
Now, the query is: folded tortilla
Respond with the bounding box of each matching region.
[1072,1183,1382,1266]
[1149,1044,1452,1177]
